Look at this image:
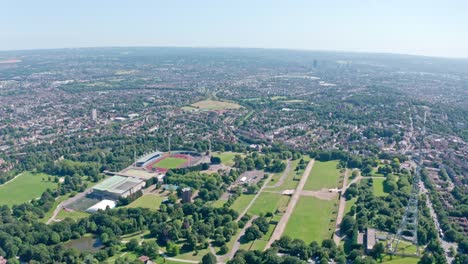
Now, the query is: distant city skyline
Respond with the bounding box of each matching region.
[2,0,468,58]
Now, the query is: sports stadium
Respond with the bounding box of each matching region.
[119,150,207,179]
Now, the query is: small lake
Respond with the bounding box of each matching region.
[64,236,104,252]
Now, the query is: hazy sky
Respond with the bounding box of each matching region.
[2,0,468,58]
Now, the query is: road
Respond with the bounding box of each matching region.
[267,160,292,188]
[265,159,315,249]
[333,169,349,244]
[420,180,457,263]
[223,216,259,262]
[46,188,93,224]
[236,172,274,221]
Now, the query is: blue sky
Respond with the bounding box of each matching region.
[2,0,468,58]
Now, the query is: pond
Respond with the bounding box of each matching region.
[64,236,104,252]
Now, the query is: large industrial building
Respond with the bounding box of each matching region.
[92,175,145,200]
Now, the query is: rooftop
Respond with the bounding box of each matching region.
[93,176,143,194]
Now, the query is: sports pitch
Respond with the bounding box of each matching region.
[152,157,187,169]
[0,172,57,207]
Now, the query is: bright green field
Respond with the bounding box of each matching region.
[382,255,419,264]
[304,160,342,191]
[248,192,290,216]
[153,157,187,169]
[212,152,242,167]
[0,172,58,207]
[230,194,255,213]
[284,196,335,243]
[372,178,388,197]
[126,194,165,210]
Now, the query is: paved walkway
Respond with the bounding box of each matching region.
[223,216,259,262]
[333,169,349,244]
[265,159,315,249]
[265,160,292,188]
[236,172,274,221]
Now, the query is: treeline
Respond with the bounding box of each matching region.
[342,174,446,263]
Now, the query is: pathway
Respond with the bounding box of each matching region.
[46,188,93,224]
[333,169,349,244]
[223,216,258,262]
[265,160,292,188]
[236,172,274,221]
[265,159,315,249]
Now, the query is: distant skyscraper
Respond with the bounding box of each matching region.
[182,187,192,203]
[91,109,97,121]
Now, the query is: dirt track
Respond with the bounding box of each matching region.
[333,169,349,244]
[265,159,315,249]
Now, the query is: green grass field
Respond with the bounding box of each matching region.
[230,194,255,213]
[126,194,165,210]
[153,157,187,169]
[304,160,342,191]
[191,99,241,110]
[382,255,419,264]
[212,152,242,167]
[344,197,357,215]
[284,196,335,243]
[372,178,389,197]
[56,209,90,221]
[0,172,58,207]
[248,192,289,216]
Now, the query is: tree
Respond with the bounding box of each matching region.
[126,239,139,252]
[201,252,217,264]
[210,156,221,164]
[340,215,355,236]
[370,243,384,262]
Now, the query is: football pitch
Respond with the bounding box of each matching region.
[152,157,187,169]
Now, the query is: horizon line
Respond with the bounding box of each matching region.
[1,45,467,60]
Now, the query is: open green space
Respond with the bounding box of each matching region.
[284,196,335,243]
[40,194,71,223]
[212,151,242,167]
[248,192,289,216]
[153,157,187,169]
[230,194,255,213]
[304,160,342,191]
[382,255,419,264]
[191,99,241,110]
[126,194,165,210]
[344,197,357,215]
[56,209,90,221]
[0,172,58,207]
[268,157,309,191]
[372,178,389,197]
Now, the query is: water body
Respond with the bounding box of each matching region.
[64,236,104,252]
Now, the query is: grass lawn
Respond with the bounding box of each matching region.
[56,209,90,221]
[230,194,255,213]
[344,197,357,215]
[153,157,187,169]
[211,199,227,208]
[212,152,242,167]
[191,99,241,110]
[269,158,310,191]
[126,194,165,210]
[382,255,419,264]
[250,240,268,251]
[0,172,58,207]
[304,160,342,191]
[372,178,389,197]
[248,192,289,216]
[40,194,71,223]
[284,196,335,243]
